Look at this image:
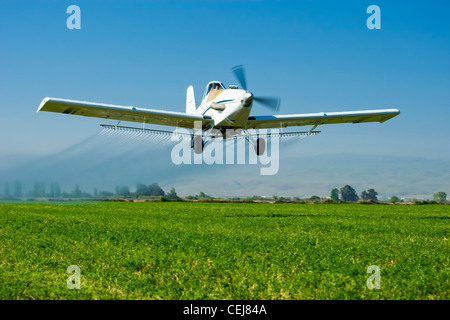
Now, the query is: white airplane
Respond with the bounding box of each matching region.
[37,65,400,155]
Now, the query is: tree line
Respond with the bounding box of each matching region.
[328,185,447,204]
[0,181,180,200]
[0,181,447,204]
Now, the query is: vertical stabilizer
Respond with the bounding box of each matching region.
[186,85,196,114]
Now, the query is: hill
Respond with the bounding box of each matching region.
[0,132,448,200]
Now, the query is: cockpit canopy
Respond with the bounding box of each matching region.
[202,81,225,100]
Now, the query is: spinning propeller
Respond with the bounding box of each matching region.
[231,65,281,112]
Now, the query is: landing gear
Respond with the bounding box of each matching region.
[191,129,266,156]
[255,137,266,156]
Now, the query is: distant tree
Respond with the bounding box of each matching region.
[390,196,400,203]
[433,192,447,204]
[198,191,212,199]
[360,191,367,200]
[99,190,113,198]
[33,182,45,197]
[330,188,339,202]
[135,183,149,197]
[82,191,91,198]
[166,187,179,199]
[310,195,320,201]
[50,182,61,198]
[148,183,165,197]
[13,180,22,198]
[135,183,164,197]
[71,185,83,198]
[340,185,359,202]
[116,186,130,197]
[361,188,378,202]
[4,182,10,197]
[121,186,130,197]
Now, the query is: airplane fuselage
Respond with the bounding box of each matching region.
[195,86,253,131]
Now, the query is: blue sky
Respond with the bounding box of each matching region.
[1,0,449,160]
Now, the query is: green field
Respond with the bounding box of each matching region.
[0,201,448,299]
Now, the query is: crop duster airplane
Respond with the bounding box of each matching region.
[37,65,400,155]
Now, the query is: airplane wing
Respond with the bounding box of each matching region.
[37,97,211,129]
[246,109,400,129]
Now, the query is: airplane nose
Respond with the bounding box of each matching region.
[243,92,253,107]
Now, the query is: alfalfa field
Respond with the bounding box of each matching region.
[0,201,448,299]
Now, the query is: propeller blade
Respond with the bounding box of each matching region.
[253,96,281,112]
[231,65,247,91]
[232,65,281,112]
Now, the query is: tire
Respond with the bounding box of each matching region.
[193,135,204,154]
[255,138,266,156]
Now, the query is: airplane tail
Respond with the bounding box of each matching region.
[186,85,196,114]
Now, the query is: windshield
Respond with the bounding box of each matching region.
[203,81,225,100]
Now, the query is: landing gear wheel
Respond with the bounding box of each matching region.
[193,135,204,154]
[255,137,266,156]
